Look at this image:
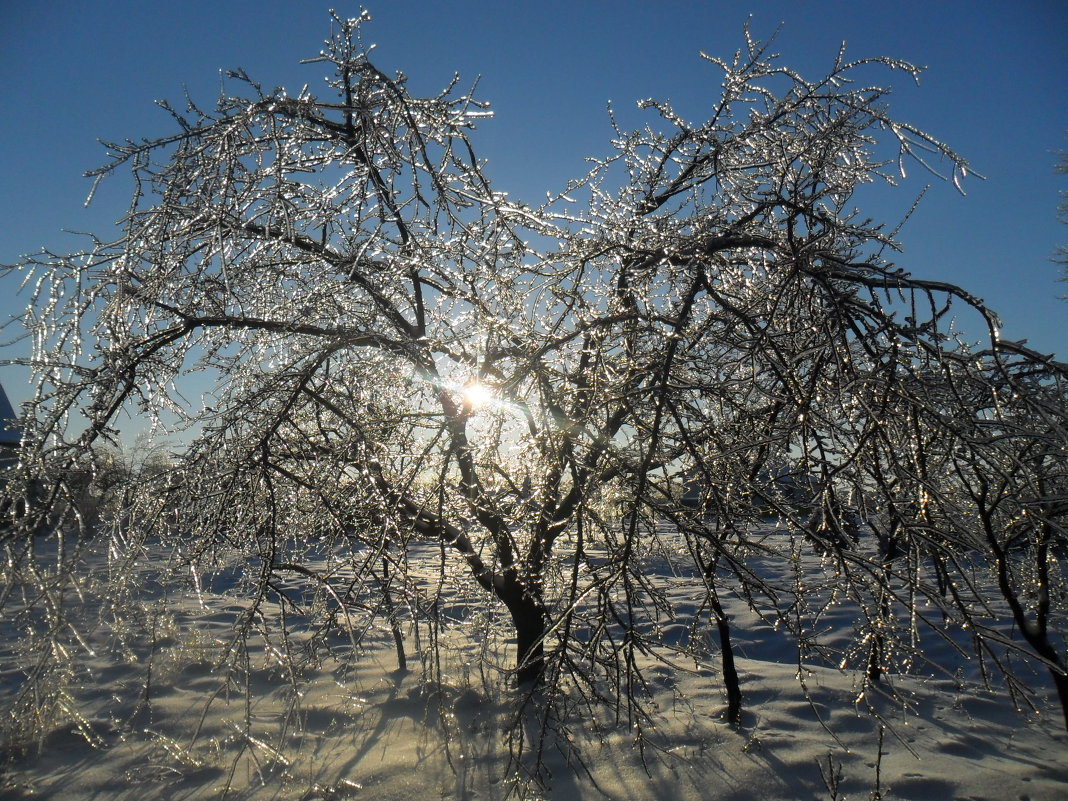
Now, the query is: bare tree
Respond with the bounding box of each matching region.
[2,12,1065,778]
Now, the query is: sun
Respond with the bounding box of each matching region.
[462,381,495,410]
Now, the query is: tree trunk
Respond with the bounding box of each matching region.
[377,559,407,673]
[1050,668,1068,733]
[866,591,889,683]
[866,634,884,683]
[709,592,741,725]
[501,584,547,686]
[1019,630,1068,733]
[513,607,546,686]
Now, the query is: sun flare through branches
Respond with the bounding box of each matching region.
[462,380,495,411]
[1,11,1066,798]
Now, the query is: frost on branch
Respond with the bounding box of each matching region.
[1,13,1065,790]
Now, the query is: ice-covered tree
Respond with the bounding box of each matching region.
[2,12,1066,768]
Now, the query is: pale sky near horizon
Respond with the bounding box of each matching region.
[0,0,1065,413]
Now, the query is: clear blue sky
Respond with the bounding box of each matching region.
[1,0,1065,411]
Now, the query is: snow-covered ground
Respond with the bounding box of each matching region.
[1,531,1066,800]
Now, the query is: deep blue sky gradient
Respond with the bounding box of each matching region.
[1,0,1065,411]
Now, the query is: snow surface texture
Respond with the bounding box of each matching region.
[1,535,1066,800]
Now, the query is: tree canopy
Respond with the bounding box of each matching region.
[2,12,1066,783]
